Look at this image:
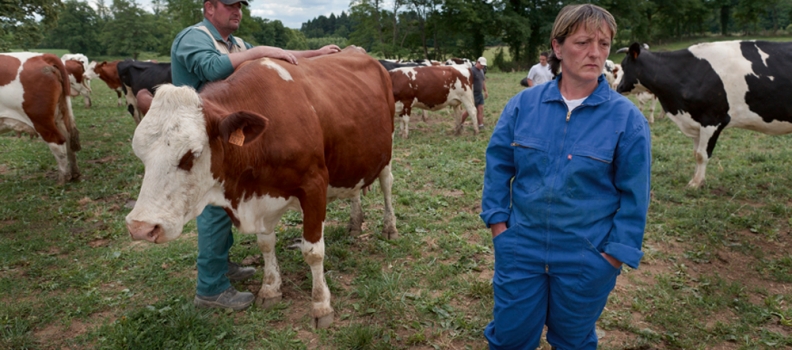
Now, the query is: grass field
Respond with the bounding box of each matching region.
[2,46,792,349]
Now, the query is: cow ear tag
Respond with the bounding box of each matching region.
[229,128,245,146]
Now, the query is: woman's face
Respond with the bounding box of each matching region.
[552,23,612,85]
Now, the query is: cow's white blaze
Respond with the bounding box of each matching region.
[126,85,217,242]
[260,58,293,81]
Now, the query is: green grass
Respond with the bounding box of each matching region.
[2,38,792,348]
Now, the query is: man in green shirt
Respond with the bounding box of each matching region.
[140,0,340,311]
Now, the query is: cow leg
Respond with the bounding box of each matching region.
[400,112,410,139]
[688,124,721,188]
[124,87,142,124]
[347,190,364,236]
[378,163,398,240]
[648,97,658,123]
[421,110,428,122]
[83,95,91,109]
[47,142,71,184]
[255,231,282,307]
[295,231,333,328]
[458,98,479,135]
[116,89,124,107]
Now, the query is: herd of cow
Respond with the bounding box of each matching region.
[1,40,791,327]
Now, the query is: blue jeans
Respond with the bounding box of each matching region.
[195,205,234,296]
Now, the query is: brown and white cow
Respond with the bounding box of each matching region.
[0,53,81,184]
[390,65,478,138]
[92,60,125,107]
[62,53,92,108]
[125,47,396,328]
[63,60,93,108]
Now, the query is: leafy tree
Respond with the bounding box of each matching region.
[0,0,62,50]
[100,0,159,59]
[40,0,101,55]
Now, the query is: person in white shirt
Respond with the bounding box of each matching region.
[526,51,554,87]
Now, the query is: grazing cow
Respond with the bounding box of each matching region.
[0,53,81,184]
[63,60,93,108]
[62,53,92,108]
[116,60,172,124]
[125,47,397,329]
[93,60,125,107]
[617,41,792,188]
[389,65,478,138]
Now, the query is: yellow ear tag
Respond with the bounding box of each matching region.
[228,128,245,146]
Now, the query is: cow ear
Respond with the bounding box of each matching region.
[628,42,642,59]
[218,111,269,146]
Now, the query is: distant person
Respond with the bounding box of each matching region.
[137,0,339,311]
[481,4,651,349]
[520,51,553,87]
[459,57,488,129]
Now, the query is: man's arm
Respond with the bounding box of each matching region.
[483,80,489,99]
[228,44,341,68]
[527,79,535,87]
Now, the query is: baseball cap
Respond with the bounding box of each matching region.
[477,57,487,66]
[206,0,250,6]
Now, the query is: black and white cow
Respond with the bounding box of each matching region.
[616,41,792,188]
[116,60,172,124]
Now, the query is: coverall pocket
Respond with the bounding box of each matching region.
[575,244,620,297]
[511,138,549,194]
[565,145,615,199]
[492,226,516,275]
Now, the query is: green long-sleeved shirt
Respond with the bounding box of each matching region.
[170,18,253,90]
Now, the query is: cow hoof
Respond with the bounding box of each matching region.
[382,226,399,240]
[313,312,334,329]
[255,295,282,308]
[347,225,362,236]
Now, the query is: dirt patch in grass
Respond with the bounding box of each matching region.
[34,318,90,347]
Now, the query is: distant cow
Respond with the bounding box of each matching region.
[0,53,81,184]
[617,41,792,188]
[116,60,172,124]
[62,53,92,108]
[63,60,92,108]
[92,60,125,107]
[389,65,478,138]
[125,47,396,329]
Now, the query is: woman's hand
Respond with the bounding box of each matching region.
[601,252,622,268]
[490,222,507,239]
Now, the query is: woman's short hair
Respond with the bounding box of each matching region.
[547,4,617,75]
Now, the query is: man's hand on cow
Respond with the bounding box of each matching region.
[272,48,298,65]
[317,45,341,56]
[136,90,153,116]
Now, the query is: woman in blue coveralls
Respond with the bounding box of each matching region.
[480,4,652,350]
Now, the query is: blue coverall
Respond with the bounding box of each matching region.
[480,74,651,349]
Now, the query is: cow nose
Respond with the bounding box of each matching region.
[127,220,162,243]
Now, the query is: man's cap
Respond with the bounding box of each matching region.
[477,57,487,66]
[205,0,250,6]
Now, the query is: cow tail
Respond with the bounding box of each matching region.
[43,54,81,152]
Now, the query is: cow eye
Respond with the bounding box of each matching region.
[178,150,199,171]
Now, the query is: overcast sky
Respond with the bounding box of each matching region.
[136,0,355,29]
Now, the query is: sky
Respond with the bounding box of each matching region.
[136,0,355,29]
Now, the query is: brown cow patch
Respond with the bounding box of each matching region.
[0,55,21,86]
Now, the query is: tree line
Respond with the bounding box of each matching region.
[2,0,791,69]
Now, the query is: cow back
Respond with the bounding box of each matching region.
[200,47,394,190]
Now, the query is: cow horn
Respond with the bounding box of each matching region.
[616,47,628,54]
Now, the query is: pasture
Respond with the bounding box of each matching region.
[2,66,792,349]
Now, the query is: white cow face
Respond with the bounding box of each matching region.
[125,85,216,243]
